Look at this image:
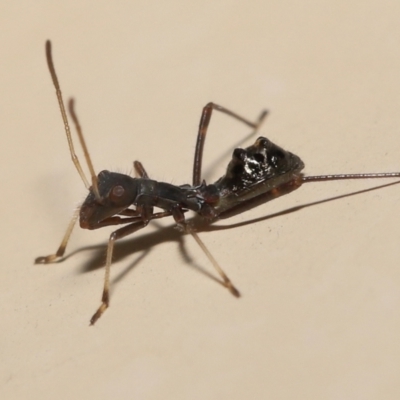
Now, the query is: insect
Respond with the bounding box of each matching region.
[36,41,400,325]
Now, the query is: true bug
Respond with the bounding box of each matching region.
[36,41,400,325]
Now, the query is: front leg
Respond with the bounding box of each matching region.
[90,204,175,325]
[35,207,80,264]
[90,219,149,325]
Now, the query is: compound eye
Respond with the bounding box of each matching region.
[111,185,125,200]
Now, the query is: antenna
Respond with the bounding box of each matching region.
[45,40,100,199]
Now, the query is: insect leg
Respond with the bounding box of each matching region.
[193,103,268,185]
[189,228,240,297]
[35,206,80,264]
[303,172,400,183]
[89,208,173,325]
[133,160,149,178]
[90,219,149,325]
[171,206,240,297]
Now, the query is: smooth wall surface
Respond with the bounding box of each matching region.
[2,1,400,399]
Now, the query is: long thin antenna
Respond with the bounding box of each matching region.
[68,99,100,198]
[45,40,100,199]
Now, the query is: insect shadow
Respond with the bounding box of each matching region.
[69,224,224,290]
[69,179,400,290]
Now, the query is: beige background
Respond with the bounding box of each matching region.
[2,1,400,399]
